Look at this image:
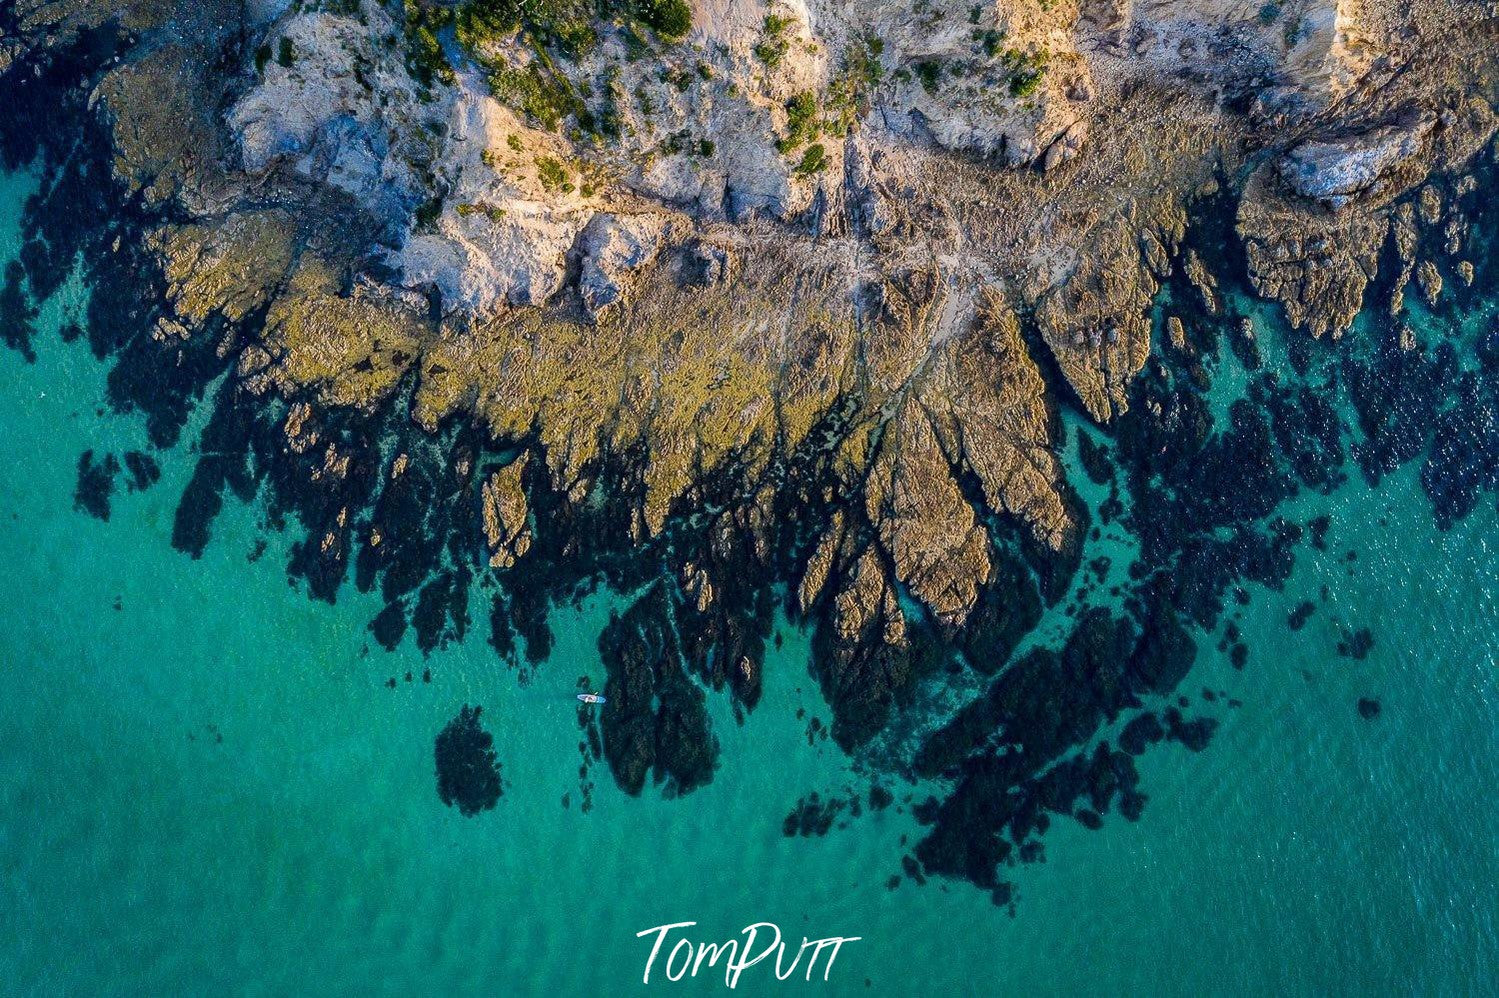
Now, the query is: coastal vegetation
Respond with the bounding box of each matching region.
[397,0,694,129]
[1001,46,1048,98]
[754,12,794,68]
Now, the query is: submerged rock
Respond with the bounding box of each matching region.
[597,586,719,797]
[73,450,120,521]
[434,704,503,817]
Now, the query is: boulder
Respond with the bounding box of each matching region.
[574,213,672,321]
[1277,115,1434,208]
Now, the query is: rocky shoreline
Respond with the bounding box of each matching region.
[2,0,1498,902]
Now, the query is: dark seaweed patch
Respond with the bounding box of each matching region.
[1337,627,1374,660]
[370,600,408,651]
[73,449,119,520]
[1307,514,1331,550]
[596,584,719,797]
[1076,431,1114,485]
[123,450,161,492]
[434,704,502,816]
[412,568,471,655]
[1286,600,1315,630]
[0,260,37,361]
[488,593,517,661]
[958,551,1043,675]
[783,792,845,836]
[1163,707,1217,751]
[1118,711,1165,755]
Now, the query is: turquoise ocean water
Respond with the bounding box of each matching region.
[0,161,1495,995]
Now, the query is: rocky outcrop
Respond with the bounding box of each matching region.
[866,397,991,626]
[228,6,439,224]
[481,456,532,569]
[575,213,676,321]
[1278,115,1434,208]
[1042,121,1089,172]
[1241,27,1499,337]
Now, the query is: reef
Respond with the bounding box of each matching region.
[2,0,1498,898]
[595,583,719,797]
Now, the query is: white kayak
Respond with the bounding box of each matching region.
[577,693,606,705]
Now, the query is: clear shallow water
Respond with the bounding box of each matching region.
[0,164,1495,996]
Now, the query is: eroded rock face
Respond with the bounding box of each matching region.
[575,213,676,321]
[1240,40,1499,338]
[228,6,440,225]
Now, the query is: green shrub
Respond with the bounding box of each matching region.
[1000,46,1047,98]
[553,18,598,57]
[778,90,820,152]
[620,23,652,61]
[793,143,826,175]
[489,59,588,132]
[974,28,1004,57]
[1009,71,1042,98]
[639,0,692,41]
[277,36,296,68]
[454,0,517,54]
[827,32,883,131]
[536,156,573,193]
[914,59,941,94]
[254,44,272,73]
[403,0,455,89]
[595,74,624,139]
[448,0,695,135]
[457,202,508,222]
[414,194,445,229]
[754,13,792,67]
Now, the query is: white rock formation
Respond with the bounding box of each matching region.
[1278,115,1434,207]
[227,7,448,229]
